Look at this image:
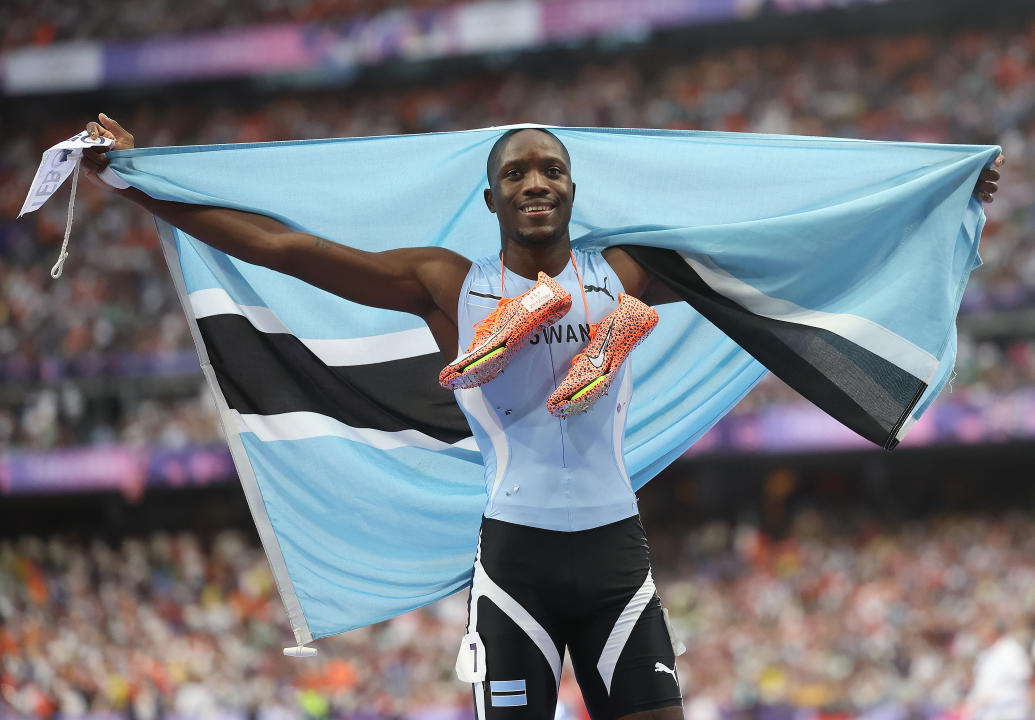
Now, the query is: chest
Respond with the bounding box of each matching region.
[458,257,621,408]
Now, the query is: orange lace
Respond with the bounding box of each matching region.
[472,299,509,343]
[568,250,598,340]
[470,256,511,343]
[568,251,605,371]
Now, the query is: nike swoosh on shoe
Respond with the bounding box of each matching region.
[586,325,613,369]
[452,326,506,364]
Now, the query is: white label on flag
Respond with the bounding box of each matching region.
[19,131,113,217]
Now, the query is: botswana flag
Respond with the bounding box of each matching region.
[106,127,997,644]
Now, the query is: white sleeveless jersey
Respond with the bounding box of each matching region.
[454,250,638,532]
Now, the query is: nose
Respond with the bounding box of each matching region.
[521,170,549,195]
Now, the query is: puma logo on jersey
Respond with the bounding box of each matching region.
[654,662,677,683]
[585,277,614,301]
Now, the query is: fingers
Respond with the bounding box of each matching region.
[86,119,116,148]
[86,118,115,140]
[976,161,1003,203]
[81,147,110,173]
[977,178,997,203]
[94,112,135,150]
[99,112,130,139]
[99,112,120,130]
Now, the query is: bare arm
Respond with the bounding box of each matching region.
[82,114,471,326]
[112,188,470,317]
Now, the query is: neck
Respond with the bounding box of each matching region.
[501,238,572,280]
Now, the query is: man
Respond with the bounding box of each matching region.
[965,619,1034,720]
[81,114,1003,720]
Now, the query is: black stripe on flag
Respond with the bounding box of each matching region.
[621,245,925,450]
[196,314,471,444]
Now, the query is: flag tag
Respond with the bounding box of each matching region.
[19,131,113,217]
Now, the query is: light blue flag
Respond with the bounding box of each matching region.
[104,127,998,644]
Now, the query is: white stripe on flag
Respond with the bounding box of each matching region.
[189,288,439,365]
[679,252,937,382]
[233,410,477,452]
[157,223,312,646]
[895,414,917,442]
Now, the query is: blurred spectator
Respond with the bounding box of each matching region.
[963,619,1033,720]
[4,513,1035,718]
[0,0,453,53]
[3,21,1035,449]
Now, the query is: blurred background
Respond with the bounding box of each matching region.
[3,0,1035,718]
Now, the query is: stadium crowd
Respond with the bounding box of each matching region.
[3,21,1035,452]
[3,512,1034,720]
[0,0,452,52]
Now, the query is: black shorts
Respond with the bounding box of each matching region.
[466,516,681,720]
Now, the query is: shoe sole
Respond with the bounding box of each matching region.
[547,310,658,418]
[442,301,571,390]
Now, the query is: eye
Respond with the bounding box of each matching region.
[505,169,522,180]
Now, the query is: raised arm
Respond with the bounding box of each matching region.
[81,114,472,353]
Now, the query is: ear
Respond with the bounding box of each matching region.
[484,188,496,213]
[571,182,576,204]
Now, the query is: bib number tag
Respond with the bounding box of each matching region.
[455,632,486,683]
[662,608,687,656]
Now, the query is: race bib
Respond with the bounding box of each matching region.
[455,632,486,683]
[662,607,687,656]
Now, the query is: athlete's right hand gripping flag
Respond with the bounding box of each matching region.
[98,127,998,645]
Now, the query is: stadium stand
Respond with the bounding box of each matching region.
[3,2,1035,719]
[0,0,452,51]
[3,513,1035,719]
[3,20,1035,451]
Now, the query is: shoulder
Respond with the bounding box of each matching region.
[407,246,472,278]
[404,248,473,317]
[599,246,648,296]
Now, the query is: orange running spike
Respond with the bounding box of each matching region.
[439,271,571,390]
[546,293,658,418]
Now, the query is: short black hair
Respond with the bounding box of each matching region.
[486,128,571,187]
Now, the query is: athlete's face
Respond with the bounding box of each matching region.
[484,130,575,248]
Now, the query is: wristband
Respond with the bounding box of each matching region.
[98,166,130,190]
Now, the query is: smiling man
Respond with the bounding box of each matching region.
[84,119,690,720]
[81,116,1003,720]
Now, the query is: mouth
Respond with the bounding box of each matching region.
[520,201,556,217]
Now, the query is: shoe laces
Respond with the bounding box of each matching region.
[468,253,517,348]
[471,297,512,345]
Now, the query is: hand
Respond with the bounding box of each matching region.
[975,154,1004,203]
[82,113,135,189]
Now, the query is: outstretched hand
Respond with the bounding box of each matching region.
[975,154,1004,203]
[82,113,135,189]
